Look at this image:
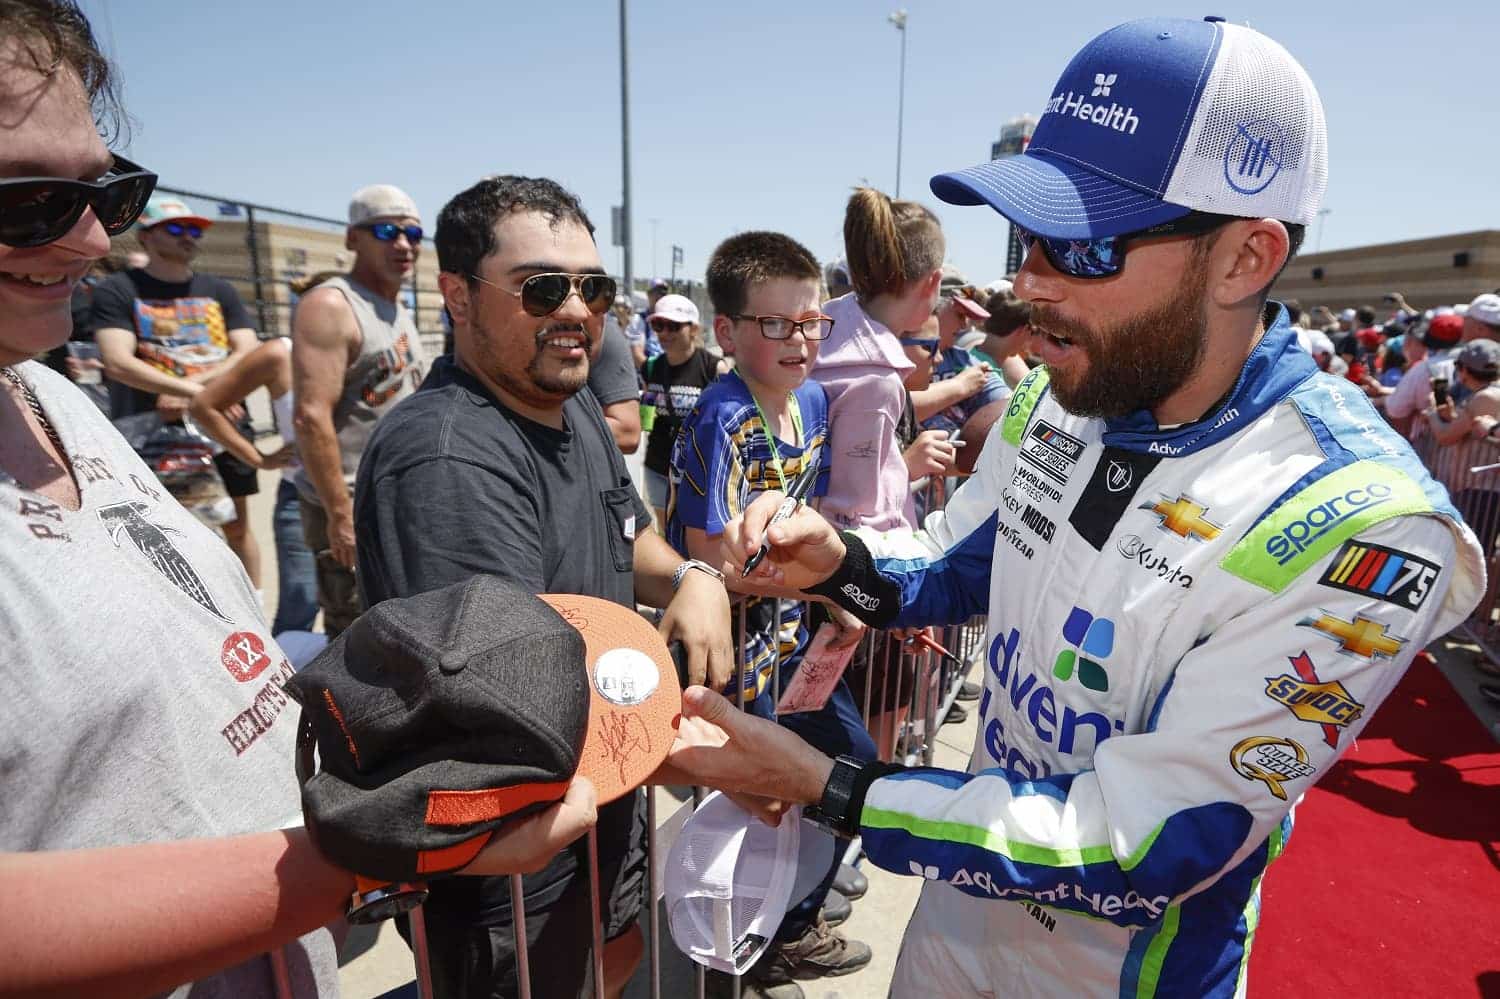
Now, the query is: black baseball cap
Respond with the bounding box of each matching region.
[286,575,681,882]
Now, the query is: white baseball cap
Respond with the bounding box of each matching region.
[650,294,700,325]
[664,792,835,975]
[348,184,420,226]
[1467,293,1500,328]
[931,17,1327,239]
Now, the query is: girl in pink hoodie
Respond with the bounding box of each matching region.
[814,188,948,532]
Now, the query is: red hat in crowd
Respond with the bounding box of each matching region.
[1424,314,1464,348]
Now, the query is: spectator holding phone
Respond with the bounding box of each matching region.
[1388,313,1463,438]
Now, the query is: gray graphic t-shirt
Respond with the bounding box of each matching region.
[0,362,338,998]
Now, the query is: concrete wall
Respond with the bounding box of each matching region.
[1273,230,1500,313]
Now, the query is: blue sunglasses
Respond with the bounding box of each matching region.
[1018,212,1237,279]
[362,221,423,244]
[163,221,203,239]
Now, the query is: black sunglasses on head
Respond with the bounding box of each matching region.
[0,154,157,248]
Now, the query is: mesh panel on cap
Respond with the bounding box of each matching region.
[1161,24,1327,223]
[667,825,776,960]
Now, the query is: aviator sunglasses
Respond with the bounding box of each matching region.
[362,221,424,244]
[0,154,157,248]
[1017,212,1238,279]
[471,271,618,317]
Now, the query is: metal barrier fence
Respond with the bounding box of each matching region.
[1407,424,1500,658]
[377,477,986,999]
[128,185,446,357]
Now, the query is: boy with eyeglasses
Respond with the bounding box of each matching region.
[640,292,729,527]
[91,194,267,579]
[666,231,876,992]
[290,183,429,636]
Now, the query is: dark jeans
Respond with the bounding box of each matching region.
[271,478,319,634]
[745,659,877,942]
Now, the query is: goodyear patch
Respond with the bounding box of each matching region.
[1264,651,1365,748]
[1001,367,1051,447]
[1221,460,1434,592]
[1319,540,1440,611]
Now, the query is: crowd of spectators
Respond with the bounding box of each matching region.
[5,2,1496,998]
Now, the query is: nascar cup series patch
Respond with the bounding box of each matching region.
[1318,540,1439,611]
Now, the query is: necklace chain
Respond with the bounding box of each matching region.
[3,366,67,455]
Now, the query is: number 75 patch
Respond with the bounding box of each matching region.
[1318,540,1438,611]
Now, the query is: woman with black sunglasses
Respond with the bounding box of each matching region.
[0,6,593,998]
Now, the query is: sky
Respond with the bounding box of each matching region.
[81,0,1500,289]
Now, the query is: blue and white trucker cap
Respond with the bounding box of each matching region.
[931,16,1327,239]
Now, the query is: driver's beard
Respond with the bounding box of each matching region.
[1038,259,1210,419]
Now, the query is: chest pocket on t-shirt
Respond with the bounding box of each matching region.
[599,485,639,572]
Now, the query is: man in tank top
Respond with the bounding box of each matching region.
[290,183,429,636]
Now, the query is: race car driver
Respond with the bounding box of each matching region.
[655,16,1486,998]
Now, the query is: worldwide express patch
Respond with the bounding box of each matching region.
[1318,540,1439,611]
[1220,460,1434,593]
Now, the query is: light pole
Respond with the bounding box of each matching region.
[650,218,660,281]
[889,9,908,197]
[1315,207,1332,253]
[619,0,633,298]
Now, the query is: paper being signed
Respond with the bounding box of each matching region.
[775,622,858,714]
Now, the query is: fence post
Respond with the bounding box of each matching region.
[243,204,273,335]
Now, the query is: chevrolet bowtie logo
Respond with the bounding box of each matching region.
[1299,612,1406,661]
[1140,494,1222,542]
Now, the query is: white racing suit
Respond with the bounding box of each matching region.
[841,307,1483,997]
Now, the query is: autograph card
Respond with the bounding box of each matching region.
[776,623,858,714]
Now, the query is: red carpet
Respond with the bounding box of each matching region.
[1249,654,1500,998]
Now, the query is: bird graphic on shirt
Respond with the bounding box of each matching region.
[97,500,226,621]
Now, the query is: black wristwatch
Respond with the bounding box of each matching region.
[806,755,898,838]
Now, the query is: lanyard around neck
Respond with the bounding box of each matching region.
[739,371,803,492]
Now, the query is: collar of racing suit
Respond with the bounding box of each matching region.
[1101,302,1317,457]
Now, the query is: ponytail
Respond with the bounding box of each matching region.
[843,187,945,300]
